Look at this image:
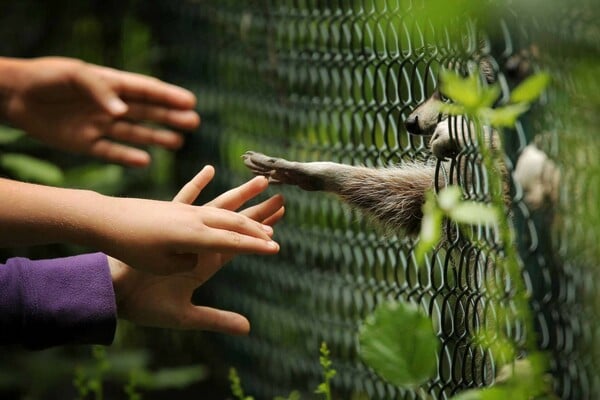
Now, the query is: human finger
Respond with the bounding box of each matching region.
[205,176,269,210]
[124,103,200,131]
[181,306,250,335]
[261,206,286,226]
[199,207,276,241]
[92,65,197,109]
[71,64,128,116]
[177,226,279,254]
[89,139,151,167]
[240,194,285,224]
[172,166,215,204]
[107,121,184,149]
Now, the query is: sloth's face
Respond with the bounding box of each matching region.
[404,89,444,136]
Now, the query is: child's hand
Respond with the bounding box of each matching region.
[96,166,281,275]
[1,56,199,167]
[108,167,285,335]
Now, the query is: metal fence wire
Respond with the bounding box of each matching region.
[145,1,599,399]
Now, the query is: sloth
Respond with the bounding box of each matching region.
[243,111,506,236]
[243,66,558,236]
[242,117,555,237]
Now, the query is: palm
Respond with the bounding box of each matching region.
[117,251,227,329]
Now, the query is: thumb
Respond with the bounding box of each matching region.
[182,305,250,335]
[72,64,128,116]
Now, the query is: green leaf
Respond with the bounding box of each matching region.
[450,389,485,400]
[481,103,530,128]
[415,209,443,265]
[510,72,551,104]
[448,202,499,225]
[437,186,462,212]
[438,103,465,116]
[479,85,502,108]
[135,365,208,390]
[440,70,482,109]
[440,69,501,112]
[64,164,125,195]
[0,127,24,144]
[0,153,64,185]
[359,301,439,387]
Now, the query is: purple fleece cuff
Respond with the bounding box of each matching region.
[0,252,117,349]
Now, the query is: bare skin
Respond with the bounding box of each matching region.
[109,167,285,335]
[0,170,280,275]
[0,56,200,167]
[0,56,287,335]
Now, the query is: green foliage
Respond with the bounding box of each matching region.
[510,73,551,104]
[424,69,553,399]
[274,392,302,400]
[128,365,208,391]
[415,190,444,265]
[64,164,126,195]
[440,71,500,112]
[229,368,255,400]
[315,342,336,400]
[73,346,207,400]
[358,301,439,388]
[0,126,24,144]
[74,346,110,400]
[0,153,64,186]
[124,372,142,400]
[450,355,556,400]
[415,186,499,264]
[229,343,337,399]
[438,69,550,129]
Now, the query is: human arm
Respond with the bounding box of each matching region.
[108,168,285,335]
[0,56,200,166]
[0,170,279,275]
[0,171,284,348]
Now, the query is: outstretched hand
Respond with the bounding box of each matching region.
[2,57,200,166]
[108,168,285,335]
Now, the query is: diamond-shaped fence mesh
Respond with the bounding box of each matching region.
[143,1,598,399]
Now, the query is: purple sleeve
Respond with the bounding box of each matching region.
[0,252,117,349]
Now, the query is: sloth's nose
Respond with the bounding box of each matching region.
[405,115,421,135]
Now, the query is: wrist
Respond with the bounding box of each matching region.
[106,255,143,321]
[0,57,27,124]
[0,178,108,247]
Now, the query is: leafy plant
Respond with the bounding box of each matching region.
[73,346,207,400]
[74,346,110,400]
[415,186,499,265]
[314,342,336,400]
[355,69,552,398]
[229,343,336,400]
[432,70,550,399]
[358,302,438,388]
[229,368,255,400]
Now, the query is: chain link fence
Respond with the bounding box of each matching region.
[0,1,595,398]
[142,1,600,399]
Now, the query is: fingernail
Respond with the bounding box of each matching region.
[107,97,128,114]
[261,224,273,234]
[268,241,279,250]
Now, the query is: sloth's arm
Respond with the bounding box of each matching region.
[243,151,436,234]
